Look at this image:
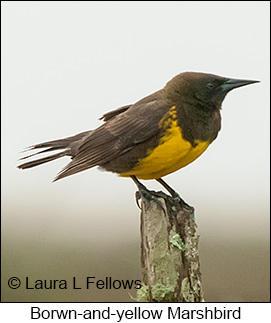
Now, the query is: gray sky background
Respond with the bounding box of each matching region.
[1,1,270,301]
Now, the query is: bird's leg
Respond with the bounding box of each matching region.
[130,175,166,212]
[156,178,190,208]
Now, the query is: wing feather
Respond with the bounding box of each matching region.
[54,90,169,180]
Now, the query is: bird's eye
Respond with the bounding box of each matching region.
[207,83,215,90]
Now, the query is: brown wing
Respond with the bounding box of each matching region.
[54,90,169,181]
[99,104,132,122]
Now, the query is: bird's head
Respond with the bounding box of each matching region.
[165,72,259,110]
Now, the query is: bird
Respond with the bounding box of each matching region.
[18,72,259,207]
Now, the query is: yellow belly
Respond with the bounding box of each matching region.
[120,119,210,180]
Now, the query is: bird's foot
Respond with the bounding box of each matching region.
[131,175,166,213]
[169,190,192,210]
[135,187,166,214]
[155,178,193,212]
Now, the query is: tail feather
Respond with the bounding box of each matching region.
[18,151,67,169]
[19,147,62,161]
[17,130,91,172]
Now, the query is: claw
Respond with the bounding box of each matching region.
[138,189,167,214]
[135,191,142,209]
[131,176,166,214]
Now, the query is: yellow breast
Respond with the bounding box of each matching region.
[120,106,210,180]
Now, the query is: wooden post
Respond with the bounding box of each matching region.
[137,191,204,302]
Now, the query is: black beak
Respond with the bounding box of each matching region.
[221,78,260,92]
